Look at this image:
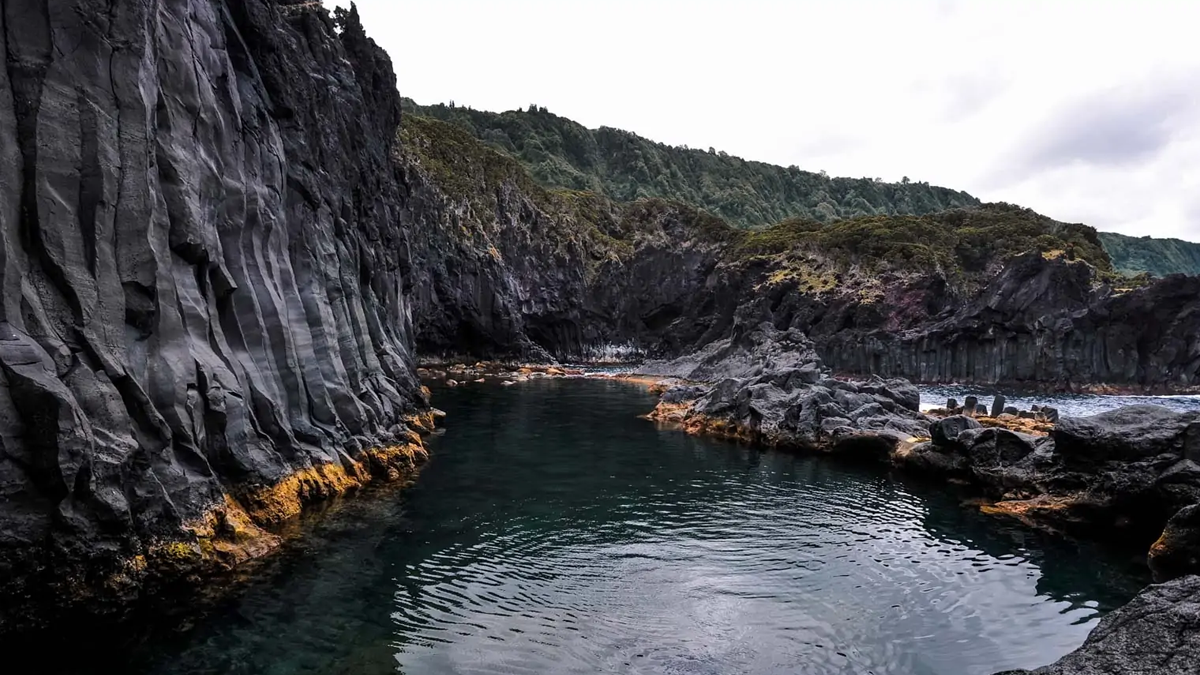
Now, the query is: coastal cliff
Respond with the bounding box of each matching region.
[2,3,1198,672]
[396,116,1200,391]
[0,0,430,634]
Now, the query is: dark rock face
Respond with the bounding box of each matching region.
[1150,504,1200,582]
[817,253,1200,392]
[995,575,1200,675]
[0,1,429,635]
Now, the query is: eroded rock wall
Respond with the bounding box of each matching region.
[815,254,1200,391]
[0,0,427,632]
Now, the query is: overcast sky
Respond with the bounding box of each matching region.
[329,0,1200,241]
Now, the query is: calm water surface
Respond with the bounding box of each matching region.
[115,379,1148,675]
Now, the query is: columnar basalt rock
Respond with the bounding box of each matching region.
[814,254,1200,392]
[0,0,430,635]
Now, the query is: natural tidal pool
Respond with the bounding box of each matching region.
[104,379,1148,675]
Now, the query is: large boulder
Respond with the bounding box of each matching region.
[1054,405,1200,466]
[930,415,983,448]
[995,575,1200,675]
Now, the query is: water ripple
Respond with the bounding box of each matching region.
[120,380,1149,675]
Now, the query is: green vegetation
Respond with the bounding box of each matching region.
[1098,232,1200,278]
[723,203,1112,288]
[403,100,1199,279]
[400,113,1114,297]
[403,99,979,228]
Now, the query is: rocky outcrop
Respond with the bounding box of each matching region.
[996,574,1200,675]
[896,405,1200,548]
[0,1,432,636]
[642,323,928,458]
[1150,504,1200,583]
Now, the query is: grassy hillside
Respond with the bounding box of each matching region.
[399,114,1113,291]
[1098,232,1200,277]
[404,100,980,228]
[402,100,1200,279]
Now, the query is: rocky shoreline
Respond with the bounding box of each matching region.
[630,323,1200,674]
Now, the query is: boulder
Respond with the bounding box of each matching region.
[1003,406,1020,415]
[930,415,983,449]
[976,404,990,416]
[1054,405,1200,465]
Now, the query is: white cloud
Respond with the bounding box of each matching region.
[328,0,1200,241]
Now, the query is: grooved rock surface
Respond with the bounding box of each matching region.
[816,253,1200,392]
[0,0,426,633]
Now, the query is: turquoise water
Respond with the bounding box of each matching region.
[91,379,1146,675]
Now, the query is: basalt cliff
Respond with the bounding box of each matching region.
[2,1,1200,672]
[0,0,432,636]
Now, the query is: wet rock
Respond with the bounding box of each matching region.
[991,395,1006,418]
[996,574,1200,675]
[893,441,969,476]
[1054,405,1200,465]
[947,398,959,411]
[1149,505,1200,582]
[975,404,989,416]
[1004,406,1020,415]
[964,396,979,417]
[930,416,983,449]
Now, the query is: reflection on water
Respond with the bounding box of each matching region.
[76,379,1149,675]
